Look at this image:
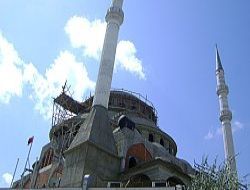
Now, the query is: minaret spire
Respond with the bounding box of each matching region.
[215,45,237,175]
[216,44,223,71]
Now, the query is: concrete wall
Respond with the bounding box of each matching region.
[61,142,120,187]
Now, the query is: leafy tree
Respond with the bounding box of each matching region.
[190,157,246,190]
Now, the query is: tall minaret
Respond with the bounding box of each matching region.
[215,45,237,174]
[93,0,124,108]
[61,1,124,187]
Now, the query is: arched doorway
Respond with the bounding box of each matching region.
[125,143,152,169]
[128,157,137,168]
[127,174,152,187]
[167,176,185,187]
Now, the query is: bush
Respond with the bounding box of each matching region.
[190,157,245,190]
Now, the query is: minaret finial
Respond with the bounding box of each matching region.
[215,44,224,72]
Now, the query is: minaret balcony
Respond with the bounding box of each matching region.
[105,6,124,25]
[220,109,232,121]
[216,84,229,96]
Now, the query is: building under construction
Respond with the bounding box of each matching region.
[13,0,195,188]
[13,86,194,189]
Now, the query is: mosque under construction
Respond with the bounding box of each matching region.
[13,87,194,189]
[12,0,239,189]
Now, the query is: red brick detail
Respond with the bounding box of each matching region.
[125,143,152,168]
[35,169,51,188]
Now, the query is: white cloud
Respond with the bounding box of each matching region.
[0,15,145,119]
[116,41,145,79]
[232,121,244,133]
[0,33,95,119]
[65,16,106,59]
[2,172,12,186]
[65,16,145,79]
[24,51,95,119]
[204,121,244,140]
[204,130,214,140]
[0,33,24,103]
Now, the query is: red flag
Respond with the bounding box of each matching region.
[27,136,34,145]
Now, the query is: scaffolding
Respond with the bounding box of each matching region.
[50,84,160,157]
[50,81,87,160]
[51,81,87,127]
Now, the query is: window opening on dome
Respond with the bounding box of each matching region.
[148,134,154,142]
[160,138,164,147]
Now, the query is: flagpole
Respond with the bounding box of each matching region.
[20,141,33,188]
[25,142,33,172]
[10,158,19,188]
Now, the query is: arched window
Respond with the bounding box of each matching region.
[148,134,154,142]
[169,146,172,154]
[128,157,137,168]
[160,138,164,147]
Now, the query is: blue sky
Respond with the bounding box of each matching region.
[0,0,250,187]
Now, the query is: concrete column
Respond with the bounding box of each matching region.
[216,72,236,173]
[222,120,237,172]
[92,0,124,108]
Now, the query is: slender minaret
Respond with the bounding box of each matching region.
[93,0,124,108]
[61,1,124,187]
[215,45,237,174]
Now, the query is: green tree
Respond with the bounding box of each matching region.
[190,157,246,190]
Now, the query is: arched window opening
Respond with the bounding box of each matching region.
[169,146,172,154]
[148,114,152,119]
[128,157,137,168]
[148,134,154,142]
[160,138,164,147]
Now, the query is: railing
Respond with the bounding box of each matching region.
[111,88,158,122]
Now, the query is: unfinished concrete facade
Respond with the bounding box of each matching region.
[13,89,194,189]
